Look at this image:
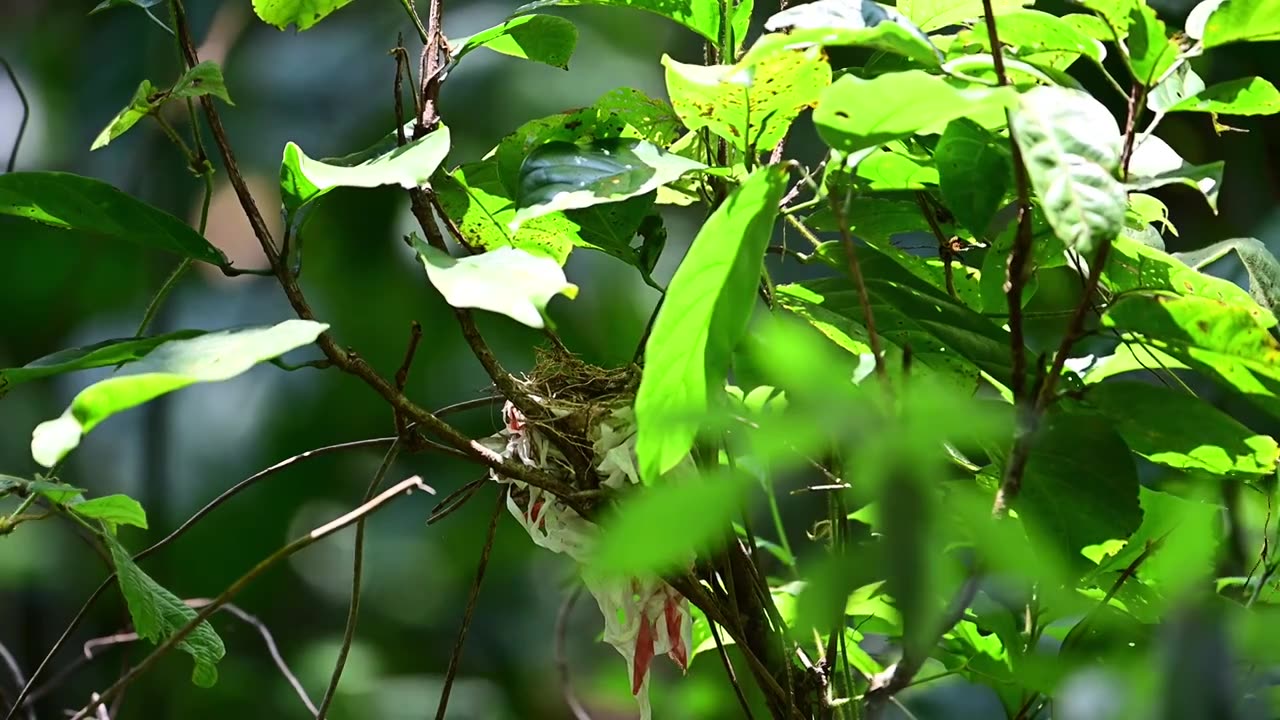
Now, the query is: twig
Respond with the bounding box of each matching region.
[427,476,486,525]
[711,619,757,720]
[828,190,887,382]
[69,476,437,720]
[392,322,424,439]
[554,586,593,720]
[435,486,505,720]
[0,640,33,720]
[316,441,402,718]
[914,192,956,298]
[1119,82,1145,178]
[1,58,30,173]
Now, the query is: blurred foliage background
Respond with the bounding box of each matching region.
[0,1,1277,718]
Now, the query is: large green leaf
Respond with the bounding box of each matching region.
[814,71,1015,155]
[849,141,940,189]
[1102,293,1280,420]
[935,118,1012,237]
[755,0,942,67]
[1120,1,1180,86]
[1087,381,1278,477]
[590,471,748,575]
[1018,409,1142,561]
[1103,234,1258,307]
[411,239,578,329]
[73,494,149,529]
[0,172,228,266]
[1010,86,1125,254]
[956,9,1102,65]
[449,15,578,69]
[1199,0,1280,47]
[663,47,831,153]
[1169,77,1280,116]
[897,0,1031,33]
[279,125,451,221]
[635,166,788,483]
[1174,237,1280,314]
[31,320,328,468]
[434,161,578,264]
[1125,134,1223,212]
[1087,488,1220,600]
[106,535,226,687]
[1147,63,1206,114]
[252,0,353,30]
[514,0,722,41]
[0,331,205,398]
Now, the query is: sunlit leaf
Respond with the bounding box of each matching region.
[897,0,1031,33]
[1174,237,1280,314]
[1010,86,1125,254]
[0,331,205,398]
[92,80,161,151]
[1121,1,1180,86]
[1148,63,1206,114]
[957,9,1102,65]
[1199,0,1280,47]
[31,320,328,468]
[512,138,703,229]
[635,166,788,482]
[0,172,228,265]
[514,0,722,41]
[815,71,1015,154]
[73,494,149,529]
[252,0,354,30]
[1125,134,1223,212]
[1088,488,1220,599]
[1169,77,1280,116]
[1103,234,1257,307]
[850,141,940,189]
[663,47,831,153]
[106,535,226,686]
[935,118,1012,237]
[449,14,578,69]
[435,161,576,264]
[411,239,577,329]
[755,0,941,67]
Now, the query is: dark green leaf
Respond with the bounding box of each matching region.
[935,118,1012,237]
[0,477,86,504]
[106,535,226,686]
[514,0,722,41]
[0,172,228,265]
[1011,86,1125,254]
[1125,135,1222,212]
[1169,76,1280,116]
[170,61,234,105]
[410,238,578,328]
[31,320,328,468]
[449,15,578,69]
[0,331,204,398]
[73,494,149,529]
[512,138,704,228]
[815,71,1015,155]
[635,165,788,482]
[757,0,942,67]
[252,0,354,30]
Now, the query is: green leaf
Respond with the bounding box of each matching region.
[1018,409,1142,561]
[935,118,1012,237]
[1174,237,1280,314]
[512,138,704,229]
[434,161,578,264]
[411,239,578,329]
[0,331,205,398]
[0,172,228,266]
[1169,77,1280,116]
[514,0,722,41]
[663,47,831,153]
[449,15,578,69]
[1102,294,1280,420]
[850,141,940,190]
[106,535,226,686]
[1090,488,1219,599]
[1125,134,1223,212]
[590,472,748,575]
[897,0,1031,33]
[756,0,942,67]
[814,71,1015,155]
[1122,1,1179,86]
[1010,86,1125,254]
[170,61,234,105]
[1104,234,1256,308]
[0,477,86,504]
[92,80,161,151]
[635,166,788,483]
[31,320,328,468]
[1087,381,1278,477]
[72,494,149,529]
[1147,63,1206,114]
[958,9,1102,64]
[252,0,353,30]
[1200,0,1280,47]
[280,125,451,221]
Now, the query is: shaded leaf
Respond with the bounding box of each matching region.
[935,118,1012,237]
[514,0,722,41]
[756,0,941,67]
[815,71,1015,155]
[252,0,354,30]
[0,331,205,398]
[31,320,328,467]
[1011,86,1125,254]
[170,61,234,105]
[635,166,788,482]
[449,14,578,69]
[1169,77,1280,116]
[0,172,227,265]
[0,477,86,504]
[1125,134,1223,212]
[663,47,831,153]
[411,239,577,328]
[91,0,163,11]
[73,494,149,529]
[106,535,225,686]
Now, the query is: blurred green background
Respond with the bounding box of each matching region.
[1,1,1278,718]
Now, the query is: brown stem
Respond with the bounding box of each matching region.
[914,192,956,298]
[829,191,887,383]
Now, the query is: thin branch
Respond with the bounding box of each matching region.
[435,486,505,720]
[0,639,33,720]
[1,58,30,173]
[69,477,437,720]
[427,476,486,525]
[1119,82,1145,178]
[316,441,402,719]
[711,619,757,720]
[554,586,593,720]
[392,321,424,439]
[914,192,956,298]
[828,190,887,382]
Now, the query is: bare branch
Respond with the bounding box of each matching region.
[553,586,593,720]
[0,638,34,720]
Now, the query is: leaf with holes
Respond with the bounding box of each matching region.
[815,71,1015,155]
[511,138,703,230]
[252,0,354,30]
[411,239,578,329]
[1011,86,1125,254]
[31,320,328,468]
[1103,234,1257,307]
[0,172,228,265]
[1125,134,1223,212]
[635,166,788,483]
[1170,77,1280,116]
[107,535,226,686]
[450,14,578,69]
[0,330,205,398]
[754,0,942,67]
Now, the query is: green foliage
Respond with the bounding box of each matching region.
[758,0,942,67]
[252,0,354,31]
[72,494,149,529]
[0,331,204,397]
[514,0,725,42]
[935,118,1012,237]
[449,15,578,69]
